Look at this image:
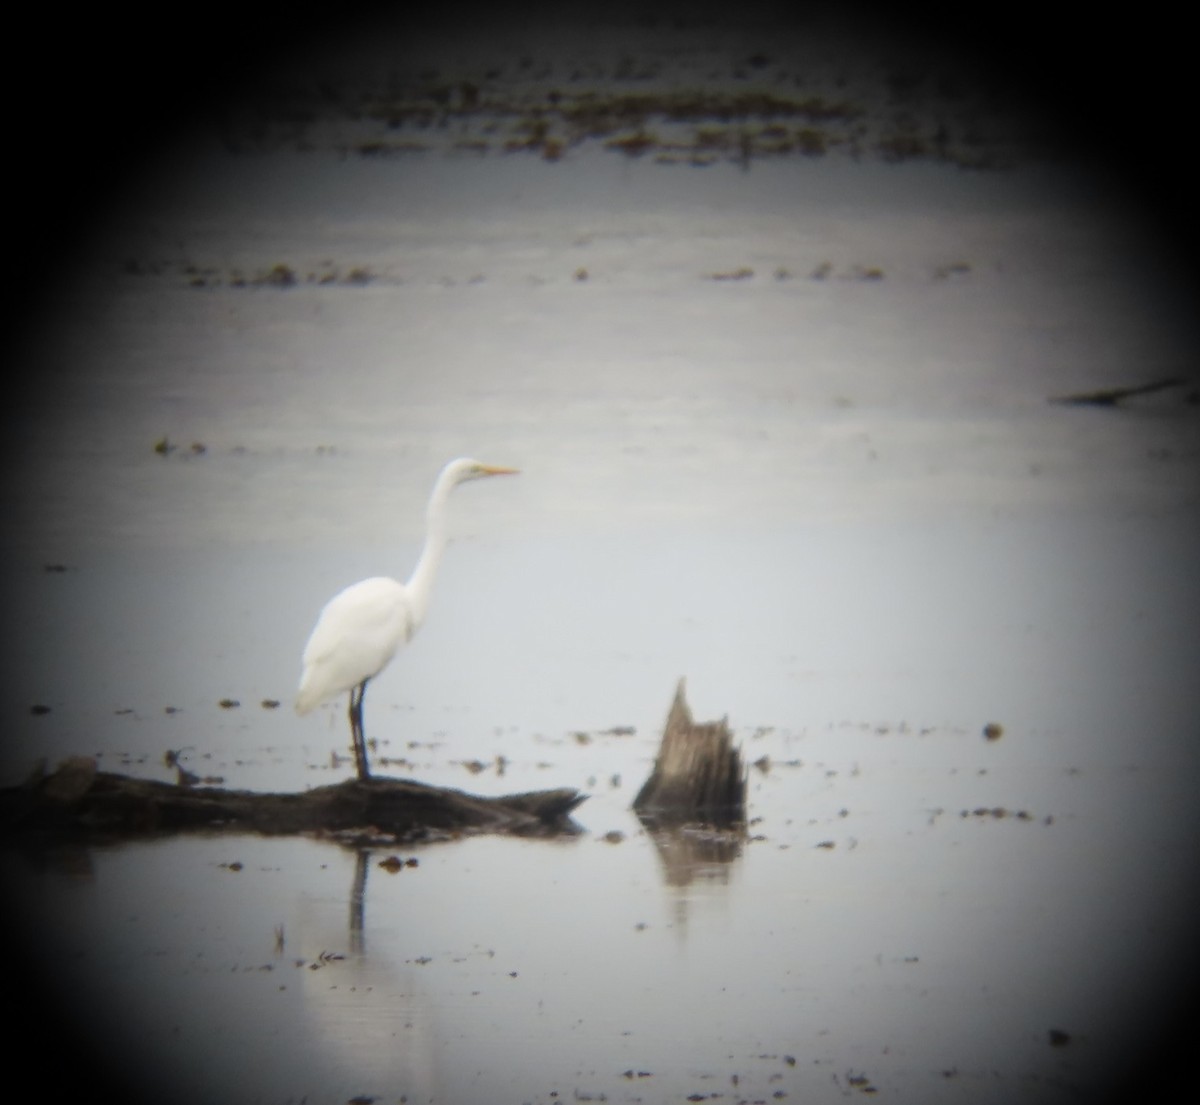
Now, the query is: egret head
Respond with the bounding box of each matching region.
[448,457,520,484]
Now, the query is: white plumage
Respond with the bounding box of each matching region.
[296,577,414,716]
[295,457,518,779]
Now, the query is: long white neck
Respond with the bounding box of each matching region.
[404,465,460,630]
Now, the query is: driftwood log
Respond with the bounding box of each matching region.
[633,679,746,827]
[0,756,586,845]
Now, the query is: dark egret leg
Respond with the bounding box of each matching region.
[348,679,371,780]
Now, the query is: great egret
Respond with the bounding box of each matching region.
[295,457,519,780]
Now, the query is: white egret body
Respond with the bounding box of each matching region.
[296,457,518,779]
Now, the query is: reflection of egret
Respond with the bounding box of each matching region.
[290,851,437,1098]
[296,457,519,779]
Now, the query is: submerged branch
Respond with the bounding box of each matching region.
[1048,377,1186,407]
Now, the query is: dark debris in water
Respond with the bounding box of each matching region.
[845,1070,879,1094]
[959,806,1039,821]
[1049,377,1186,408]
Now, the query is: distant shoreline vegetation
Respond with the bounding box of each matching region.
[215,47,1038,172]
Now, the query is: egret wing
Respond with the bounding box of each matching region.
[296,577,414,712]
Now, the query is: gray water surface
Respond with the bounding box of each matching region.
[4,49,1200,1103]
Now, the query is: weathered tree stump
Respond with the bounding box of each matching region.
[0,756,586,845]
[632,679,746,827]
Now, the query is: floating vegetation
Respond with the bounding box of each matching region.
[129,257,393,290]
[933,260,972,280]
[354,139,430,157]
[847,264,884,281]
[845,1070,879,1094]
[604,128,658,156]
[705,266,755,281]
[959,806,1038,821]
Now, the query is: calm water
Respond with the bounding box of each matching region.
[4,43,1200,1102]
